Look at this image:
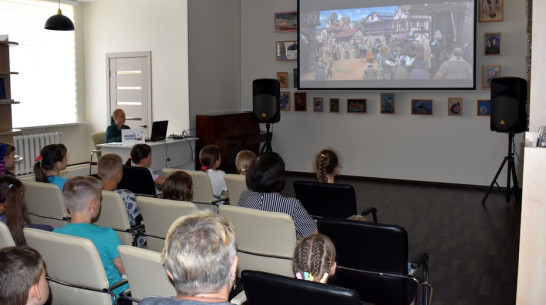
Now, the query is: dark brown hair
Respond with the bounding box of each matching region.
[162,171,193,201]
[199,145,221,170]
[125,143,151,166]
[0,176,31,246]
[314,149,339,183]
[0,246,44,305]
[293,234,336,282]
[33,143,67,183]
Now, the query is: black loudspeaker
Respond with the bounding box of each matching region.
[490,77,527,133]
[253,78,280,123]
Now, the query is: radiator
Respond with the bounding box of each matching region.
[13,132,62,175]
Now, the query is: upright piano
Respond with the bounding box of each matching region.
[196,112,269,173]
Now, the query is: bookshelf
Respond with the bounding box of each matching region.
[0,40,21,144]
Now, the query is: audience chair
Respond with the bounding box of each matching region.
[225,174,248,204]
[0,222,15,247]
[136,196,200,251]
[163,168,221,204]
[118,245,177,302]
[218,205,297,277]
[89,131,106,175]
[293,180,378,222]
[317,218,432,305]
[118,165,157,196]
[22,180,70,228]
[24,228,127,305]
[92,190,139,246]
[242,270,362,305]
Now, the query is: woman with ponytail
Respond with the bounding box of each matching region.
[33,144,68,190]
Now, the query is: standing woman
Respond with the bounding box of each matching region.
[105,108,130,143]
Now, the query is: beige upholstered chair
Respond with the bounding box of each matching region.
[93,191,134,245]
[90,131,106,175]
[118,245,177,301]
[224,174,248,204]
[163,168,217,204]
[136,196,200,251]
[218,205,297,277]
[22,180,69,228]
[24,228,124,305]
[0,222,15,248]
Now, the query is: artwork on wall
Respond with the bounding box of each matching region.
[411,99,433,115]
[276,40,297,61]
[380,93,395,114]
[280,92,290,111]
[448,97,463,116]
[479,0,503,22]
[274,11,297,32]
[481,65,501,90]
[294,92,307,112]
[277,72,289,88]
[329,98,340,113]
[347,99,367,113]
[313,97,324,112]
[484,32,501,56]
[477,100,491,116]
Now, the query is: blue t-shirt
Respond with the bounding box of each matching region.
[53,223,129,296]
[47,175,67,190]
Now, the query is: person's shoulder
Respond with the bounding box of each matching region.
[139,297,186,305]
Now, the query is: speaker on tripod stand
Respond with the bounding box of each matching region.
[482,77,527,205]
[253,78,280,153]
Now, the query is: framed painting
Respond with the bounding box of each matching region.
[484,32,501,56]
[277,72,289,88]
[411,99,433,115]
[477,100,491,116]
[276,40,298,61]
[313,97,324,112]
[274,11,297,32]
[448,97,463,116]
[380,93,395,114]
[329,98,340,113]
[280,91,290,111]
[347,99,367,113]
[294,92,307,112]
[479,0,503,22]
[482,65,501,90]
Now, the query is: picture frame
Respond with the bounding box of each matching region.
[274,11,297,32]
[280,92,290,111]
[293,68,299,88]
[479,0,503,22]
[277,72,289,88]
[276,40,298,61]
[448,97,463,116]
[347,98,367,113]
[294,92,307,112]
[477,100,491,116]
[313,97,324,112]
[411,99,433,115]
[481,65,501,90]
[380,93,395,114]
[484,32,501,56]
[329,98,340,113]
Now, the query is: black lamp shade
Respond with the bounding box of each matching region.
[45,9,74,31]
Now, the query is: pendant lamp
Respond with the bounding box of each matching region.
[44,0,74,31]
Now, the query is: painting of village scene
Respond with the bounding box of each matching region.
[298,2,474,83]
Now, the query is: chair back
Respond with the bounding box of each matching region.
[218,205,296,277]
[163,168,215,203]
[93,191,133,245]
[0,222,15,247]
[22,180,69,228]
[293,180,357,219]
[24,228,113,305]
[225,174,248,204]
[118,166,156,196]
[136,196,200,251]
[118,245,177,301]
[91,131,106,149]
[242,270,362,305]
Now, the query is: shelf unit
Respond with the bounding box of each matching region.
[0,40,21,144]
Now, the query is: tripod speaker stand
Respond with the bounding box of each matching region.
[260,123,273,153]
[482,132,520,205]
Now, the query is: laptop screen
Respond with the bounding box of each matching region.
[149,120,168,141]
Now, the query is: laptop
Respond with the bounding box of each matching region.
[146,120,168,142]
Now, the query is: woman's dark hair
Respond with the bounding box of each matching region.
[0,176,30,246]
[162,171,193,201]
[246,152,286,193]
[125,144,151,166]
[0,143,15,175]
[33,143,67,183]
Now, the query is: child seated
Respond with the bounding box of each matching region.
[199,144,228,199]
[161,171,193,201]
[125,144,164,192]
[235,150,256,175]
[97,153,146,247]
[53,176,129,297]
[293,234,337,283]
[0,246,50,305]
[314,148,340,184]
[0,143,16,176]
[34,143,68,190]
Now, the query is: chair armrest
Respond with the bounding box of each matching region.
[360,207,378,223]
[109,278,128,291]
[410,252,429,269]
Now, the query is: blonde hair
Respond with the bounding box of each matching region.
[314,149,339,183]
[97,153,123,180]
[62,176,102,214]
[293,234,336,282]
[235,150,256,175]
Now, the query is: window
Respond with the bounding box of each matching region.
[0,0,77,127]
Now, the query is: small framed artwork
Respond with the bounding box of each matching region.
[479,0,503,22]
[276,40,298,61]
[484,32,501,56]
[329,98,340,113]
[277,72,289,88]
[448,97,463,116]
[280,92,290,111]
[294,92,307,112]
[411,99,433,115]
[274,11,298,32]
[347,99,367,113]
[481,65,501,90]
[313,97,324,112]
[380,93,395,114]
[477,100,491,116]
[293,68,299,88]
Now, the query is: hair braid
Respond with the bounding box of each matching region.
[319,154,327,183]
[310,238,324,277]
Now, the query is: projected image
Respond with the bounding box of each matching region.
[298,0,475,89]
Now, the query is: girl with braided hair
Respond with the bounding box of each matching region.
[293,234,337,283]
[314,148,340,183]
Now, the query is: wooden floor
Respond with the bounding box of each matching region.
[283,173,520,305]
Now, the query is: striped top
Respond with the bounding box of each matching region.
[238,190,317,238]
